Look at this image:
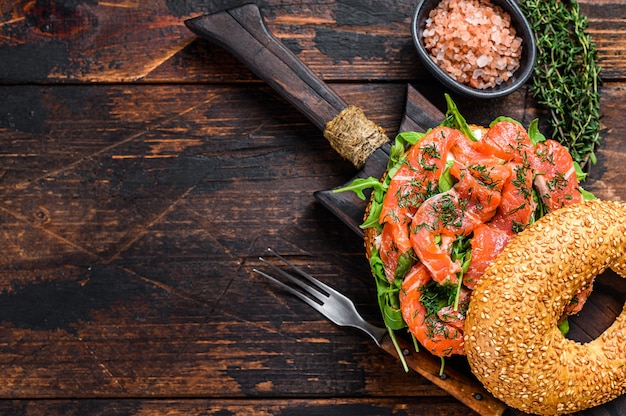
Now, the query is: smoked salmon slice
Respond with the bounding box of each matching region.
[488,161,536,234]
[409,190,464,284]
[410,159,509,284]
[379,221,413,283]
[477,120,533,162]
[379,126,460,225]
[463,224,512,289]
[530,139,583,211]
[399,263,467,357]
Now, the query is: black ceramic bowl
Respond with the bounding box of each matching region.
[411,0,536,99]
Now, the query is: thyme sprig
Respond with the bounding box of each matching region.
[520,0,602,170]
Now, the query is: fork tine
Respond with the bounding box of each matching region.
[257,256,328,302]
[254,248,389,347]
[252,268,327,315]
[265,248,340,297]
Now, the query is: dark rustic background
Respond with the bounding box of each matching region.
[1,0,626,415]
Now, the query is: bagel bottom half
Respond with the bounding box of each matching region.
[465,200,626,415]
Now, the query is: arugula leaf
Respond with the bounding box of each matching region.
[579,187,596,201]
[371,247,405,330]
[395,249,417,279]
[370,247,409,371]
[528,119,547,145]
[558,318,570,336]
[361,203,383,230]
[490,116,522,127]
[386,326,409,372]
[574,161,588,182]
[442,94,476,141]
[333,177,383,201]
[387,131,426,180]
[395,131,424,146]
[450,235,471,311]
[438,159,456,193]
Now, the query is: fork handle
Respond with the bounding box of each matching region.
[380,336,507,416]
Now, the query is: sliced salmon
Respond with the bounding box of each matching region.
[378,126,459,281]
[450,128,503,166]
[477,120,533,162]
[488,161,536,234]
[463,223,512,289]
[450,161,510,227]
[379,220,412,282]
[379,126,460,225]
[410,159,509,284]
[399,263,466,357]
[530,139,583,211]
[409,190,463,284]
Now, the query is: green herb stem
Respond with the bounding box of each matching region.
[439,357,446,377]
[520,0,602,169]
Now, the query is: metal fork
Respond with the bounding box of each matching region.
[252,249,509,416]
[252,247,388,346]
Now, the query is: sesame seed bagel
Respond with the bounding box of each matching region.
[464,199,626,415]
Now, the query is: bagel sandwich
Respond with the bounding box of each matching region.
[335,95,625,414]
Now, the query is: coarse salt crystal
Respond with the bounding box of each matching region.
[422,0,523,89]
[476,54,490,68]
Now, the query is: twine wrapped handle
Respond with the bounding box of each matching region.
[324,106,389,169]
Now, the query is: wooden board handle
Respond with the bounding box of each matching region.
[185,4,388,168]
[185,4,345,130]
[380,336,508,416]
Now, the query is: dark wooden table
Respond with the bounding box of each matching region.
[1,1,625,415]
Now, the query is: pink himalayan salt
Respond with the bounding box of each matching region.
[422,0,523,89]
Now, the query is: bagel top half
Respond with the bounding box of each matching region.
[464,199,626,415]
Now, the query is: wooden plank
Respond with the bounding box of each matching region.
[0,398,478,415]
[0,1,624,414]
[0,0,194,83]
[0,1,625,84]
[1,81,625,416]
[0,82,422,400]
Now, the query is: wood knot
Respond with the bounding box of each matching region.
[31,205,51,225]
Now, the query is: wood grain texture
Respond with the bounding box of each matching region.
[1,0,626,415]
[0,398,478,415]
[0,1,625,83]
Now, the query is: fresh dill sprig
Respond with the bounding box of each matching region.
[520,0,602,170]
